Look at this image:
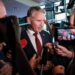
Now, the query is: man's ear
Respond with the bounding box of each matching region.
[27,17,31,24]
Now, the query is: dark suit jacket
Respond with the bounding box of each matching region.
[21,27,52,64]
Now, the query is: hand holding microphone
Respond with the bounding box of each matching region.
[44,42,54,54]
[44,42,59,54]
[55,45,74,58]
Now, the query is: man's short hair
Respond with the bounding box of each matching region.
[27,6,45,17]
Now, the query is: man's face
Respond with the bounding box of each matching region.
[27,11,45,33]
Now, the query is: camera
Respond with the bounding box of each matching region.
[54,27,75,48]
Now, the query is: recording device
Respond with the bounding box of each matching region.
[55,27,75,48]
[55,28,75,41]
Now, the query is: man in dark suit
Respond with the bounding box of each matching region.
[20,6,54,75]
[20,6,65,75]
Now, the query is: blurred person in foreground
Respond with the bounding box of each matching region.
[0,1,12,75]
[0,1,19,75]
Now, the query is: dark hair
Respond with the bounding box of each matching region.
[0,18,7,43]
[27,6,44,17]
[0,16,17,50]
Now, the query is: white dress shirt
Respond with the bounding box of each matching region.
[26,29,43,53]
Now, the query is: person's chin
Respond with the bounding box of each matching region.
[38,29,42,32]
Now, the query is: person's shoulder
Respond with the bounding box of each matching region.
[21,26,27,32]
[40,30,50,35]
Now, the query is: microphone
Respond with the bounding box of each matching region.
[40,44,51,65]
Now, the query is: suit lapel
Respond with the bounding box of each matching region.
[21,28,37,59]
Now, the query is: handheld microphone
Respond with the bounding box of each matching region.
[39,46,48,65]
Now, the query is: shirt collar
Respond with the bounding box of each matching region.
[27,28,40,36]
[27,29,35,36]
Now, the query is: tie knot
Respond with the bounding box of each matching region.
[33,32,38,36]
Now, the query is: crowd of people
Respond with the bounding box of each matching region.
[0,0,75,75]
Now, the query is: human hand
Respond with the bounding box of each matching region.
[29,54,41,69]
[45,42,54,54]
[55,45,73,58]
[0,63,12,75]
[43,61,53,71]
[0,42,6,51]
[52,65,65,75]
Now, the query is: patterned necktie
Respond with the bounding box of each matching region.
[34,33,42,56]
